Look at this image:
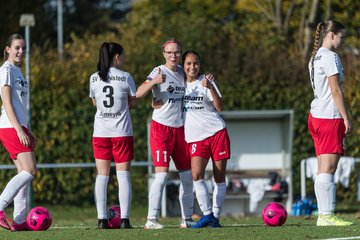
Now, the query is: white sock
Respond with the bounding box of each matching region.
[315,173,335,215]
[212,181,226,218]
[147,172,168,220]
[179,170,194,219]
[13,182,30,224]
[116,171,132,219]
[193,179,212,216]
[0,170,33,211]
[94,175,109,219]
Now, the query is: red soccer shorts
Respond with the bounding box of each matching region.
[0,127,34,159]
[92,136,134,163]
[150,120,190,170]
[188,128,231,161]
[308,114,345,156]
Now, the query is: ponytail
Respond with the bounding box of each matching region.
[310,21,325,88]
[309,20,345,89]
[97,42,124,81]
[310,21,325,61]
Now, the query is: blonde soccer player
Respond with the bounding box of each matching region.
[308,20,353,226]
[137,38,195,229]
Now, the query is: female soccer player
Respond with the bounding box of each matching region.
[136,38,195,229]
[90,42,136,229]
[0,33,38,231]
[182,50,230,228]
[308,20,353,226]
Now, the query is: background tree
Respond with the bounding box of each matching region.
[0,0,358,205]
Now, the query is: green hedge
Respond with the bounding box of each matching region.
[0,1,359,206]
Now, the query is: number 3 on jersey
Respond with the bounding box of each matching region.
[103,86,114,108]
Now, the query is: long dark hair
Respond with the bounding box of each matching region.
[182,50,201,79]
[97,42,124,81]
[4,33,25,61]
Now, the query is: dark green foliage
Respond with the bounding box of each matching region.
[0,0,359,205]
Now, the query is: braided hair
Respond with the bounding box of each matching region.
[310,20,345,89]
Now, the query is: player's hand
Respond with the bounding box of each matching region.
[17,129,31,147]
[151,98,164,109]
[344,119,352,135]
[153,68,166,85]
[201,73,214,89]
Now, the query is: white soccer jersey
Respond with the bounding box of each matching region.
[183,75,226,143]
[309,47,344,119]
[89,67,136,137]
[0,61,29,128]
[147,65,185,128]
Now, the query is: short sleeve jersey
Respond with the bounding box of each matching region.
[89,67,136,137]
[0,61,29,128]
[309,47,343,119]
[147,65,185,128]
[183,75,226,143]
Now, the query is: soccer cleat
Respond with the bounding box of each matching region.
[144,219,164,229]
[208,218,222,228]
[0,211,10,230]
[180,218,197,228]
[11,221,29,232]
[97,219,109,229]
[316,214,353,226]
[120,218,132,229]
[191,213,218,228]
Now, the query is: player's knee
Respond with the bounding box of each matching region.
[213,173,226,183]
[29,167,38,176]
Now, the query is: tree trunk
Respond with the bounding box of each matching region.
[302,0,319,61]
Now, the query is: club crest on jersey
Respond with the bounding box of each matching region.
[17,77,28,88]
[167,85,175,93]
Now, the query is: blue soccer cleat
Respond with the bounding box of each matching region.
[208,218,222,228]
[191,213,219,228]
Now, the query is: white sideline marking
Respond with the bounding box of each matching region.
[320,237,360,240]
[51,223,261,229]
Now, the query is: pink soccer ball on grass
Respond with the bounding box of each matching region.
[262,202,288,226]
[26,206,52,231]
[107,205,121,228]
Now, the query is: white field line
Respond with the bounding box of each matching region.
[51,223,261,229]
[319,237,360,240]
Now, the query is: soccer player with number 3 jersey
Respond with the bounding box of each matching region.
[89,42,136,229]
[181,50,230,228]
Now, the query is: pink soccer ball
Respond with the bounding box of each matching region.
[107,205,121,228]
[26,206,52,231]
[262,202,287,226]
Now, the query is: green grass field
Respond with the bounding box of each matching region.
[1,204,360,240]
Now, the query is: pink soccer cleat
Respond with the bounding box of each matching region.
[0,211,11,230]
[11,221,29,231]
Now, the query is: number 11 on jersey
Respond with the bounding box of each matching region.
[155,150,168,162]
